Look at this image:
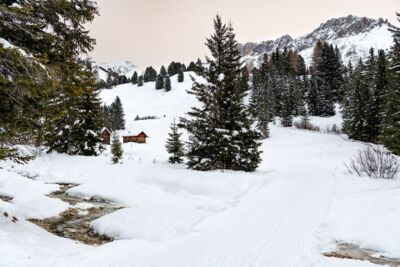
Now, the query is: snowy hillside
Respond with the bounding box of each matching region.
[239,15,393,67]
[1,72,400,266]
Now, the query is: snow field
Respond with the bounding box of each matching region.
[0,73,399,266]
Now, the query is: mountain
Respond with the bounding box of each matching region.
[239,15,394,68]
[94,60,138,81]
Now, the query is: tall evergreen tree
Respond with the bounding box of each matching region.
[168,61,177,76]
[138,75,144,87]
[342,59,371,141]
[109,96,125,130]
[177,69,184,82]
[155,74,164,89]
[186,61,196,72]
[159,65,167,77]
[164,75,171,91]
[181,16,261,172]
[131,71,138,84]
[381,14,400,154]
[165,119,185,163]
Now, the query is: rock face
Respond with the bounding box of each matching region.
[239,15,394,67]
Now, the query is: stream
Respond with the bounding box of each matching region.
[29,183,124,245]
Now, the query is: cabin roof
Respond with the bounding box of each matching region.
[101,127,111,134]
[137,131,148,137]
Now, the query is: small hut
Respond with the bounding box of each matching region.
[122,131,148,144]
[101,128,111,145]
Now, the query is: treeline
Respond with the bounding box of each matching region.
[0,1,103,160]
[342,43,399,154]
[99,60,204,90]
[250,13,400,155]
[250,39,344,137]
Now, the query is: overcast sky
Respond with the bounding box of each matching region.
[87,0,399,68]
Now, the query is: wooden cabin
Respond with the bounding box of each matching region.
[101,128,111,145]
[122,131,148,144]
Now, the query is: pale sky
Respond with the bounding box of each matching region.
[87,0,399,67]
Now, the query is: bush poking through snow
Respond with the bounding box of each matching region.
[325,124,341,135]
[294,115,320,132]
[345,146,399,179]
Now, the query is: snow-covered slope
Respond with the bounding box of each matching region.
[95,60,138,81]
[1,73,400,266]
[239,15,394,67]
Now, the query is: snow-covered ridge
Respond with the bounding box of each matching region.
[239,15,394,67]
[94,60,138,81]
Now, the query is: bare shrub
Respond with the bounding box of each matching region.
[325,124,342,135]
[345,146,399,179]
[294,116,320,132]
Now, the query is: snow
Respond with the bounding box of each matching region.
[95,60,138,81]
[0,37,28,57]
[1,73,400,266]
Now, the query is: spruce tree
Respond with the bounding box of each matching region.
[181,16,261,172]
[0,1,99,159]
[165,119,185,163]
[342,59,370,141]
[155,74,164,89]
[168,62,177,76]
[138,75,144,87]
[159,66,167,77]
[381,15,400,154]
[177,69,184,82]
[131,71,138,84]
[106,73,114,89]
[187,61,196,72]
[281,86,293,127]
[111,134,123,164]
[69,87,104,156]
[110,97,125,130]
[165,75,171,91]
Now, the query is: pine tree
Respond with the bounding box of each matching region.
[131,71,138,84]
[165,119,185,163]
[168,61,177,76]
[164,75,171,91]
[155,74,164,89]
[381,15,400,154]
[281,86,293,127]
[111,134,123,164]
[109,97,125,130]
[0,1,99,159]
[187,61,196,72]
[106,73,114,89]
[69,87,104,156]
[342,59,371,141]
[181,16,261,172]
[138,75,144,87]
[144,66,157,82]
[177,69,184,82]
[159,66,167,77]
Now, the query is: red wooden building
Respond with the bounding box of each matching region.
[122,131,148,144]
[101,128,111,145]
